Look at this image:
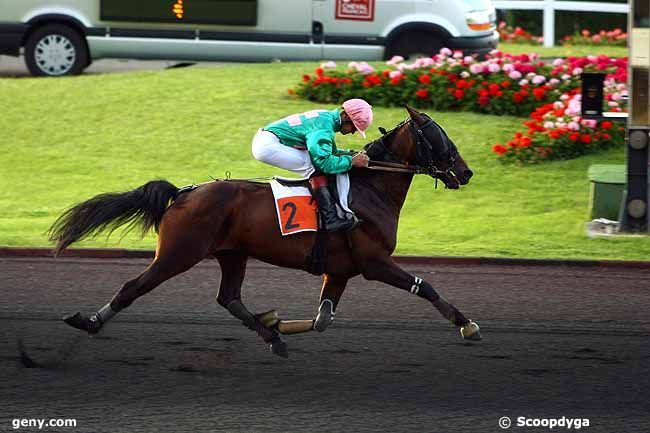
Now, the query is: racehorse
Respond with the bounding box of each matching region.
[49,106,479,358]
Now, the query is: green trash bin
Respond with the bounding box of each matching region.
[588,164,626,220]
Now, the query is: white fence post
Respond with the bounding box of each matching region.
[543,0,555,47]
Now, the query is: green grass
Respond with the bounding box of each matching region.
[1,62,648,260]
[498,43,628,58]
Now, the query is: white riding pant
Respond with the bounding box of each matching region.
[251,129,352,214]
[252,129,315,178]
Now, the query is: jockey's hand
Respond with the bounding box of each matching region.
[352,152,370,168]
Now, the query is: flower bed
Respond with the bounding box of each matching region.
[498,21,543,45]
[293,50,628,164]
[562,29,627,47]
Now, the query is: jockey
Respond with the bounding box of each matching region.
[252,98,372,232]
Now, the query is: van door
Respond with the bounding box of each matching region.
[254,0,321,60]
[313,0,386,60]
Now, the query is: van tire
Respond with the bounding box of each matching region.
[385,31,444,60]
[24,24,88,77]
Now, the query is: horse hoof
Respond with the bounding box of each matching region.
[314,299,334,333]
[270,339,289,358]
[460,321,482,341]
[62,312,101,334]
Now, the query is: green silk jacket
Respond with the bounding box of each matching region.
[264,109,353,174]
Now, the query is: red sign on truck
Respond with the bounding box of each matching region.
[335,0,375,21]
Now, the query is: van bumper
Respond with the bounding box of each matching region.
[447,30,499,56]
[0,23,28,56]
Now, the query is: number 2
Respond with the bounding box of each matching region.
[282,202,300,230]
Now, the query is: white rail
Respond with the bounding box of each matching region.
[493,0,630,47]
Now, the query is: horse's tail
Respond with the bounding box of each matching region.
[48,180,179,257]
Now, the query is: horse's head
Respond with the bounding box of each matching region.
[404,106,473,189]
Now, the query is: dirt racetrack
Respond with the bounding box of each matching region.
[1,256,649,432]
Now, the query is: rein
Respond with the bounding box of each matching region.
[364,118,456,182]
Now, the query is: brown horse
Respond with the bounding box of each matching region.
[49,106,479,358]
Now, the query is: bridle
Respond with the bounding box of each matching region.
[364,115,459,183]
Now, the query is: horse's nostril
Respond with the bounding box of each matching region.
[464,169,473,180]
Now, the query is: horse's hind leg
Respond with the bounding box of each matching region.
[64,230,209,334]
[215,251,288,358]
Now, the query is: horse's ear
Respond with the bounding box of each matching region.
[405,105,425,125]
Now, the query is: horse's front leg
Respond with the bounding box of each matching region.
[361,258,481,340]
[271,274,348,335]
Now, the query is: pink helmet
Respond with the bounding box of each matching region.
[342,98,373,138]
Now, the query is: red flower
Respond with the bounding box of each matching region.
[569,132,579,142]
[315,68,324,76]
[501,80,511,88]
[416,89,429,98]
[513,92,524,104]
[580,134,592,144]
[419,74,431,84]
[478,96,490,106]
[390,77,402,85]
[520,136,532,147]
[532,88,546,100]
[492,144,508,155]
[549,129,562,140]
[600,121,613,130]
[454,90,465,100]
[456,79,469,89]
[488,83,500,96]
[382,70,391,78]
[303,74,311,82]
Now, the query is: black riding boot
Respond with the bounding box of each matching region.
[309,175,358,232]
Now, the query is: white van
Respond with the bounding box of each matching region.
[0,0,498,77]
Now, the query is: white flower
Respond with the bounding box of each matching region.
[532,75,546,85]
[460,71,470,78]
[320,61,337,69]
[572,67,583,76]
[519,79,529,86]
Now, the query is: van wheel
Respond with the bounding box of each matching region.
[385,31,444,60]
[24,24,88,77]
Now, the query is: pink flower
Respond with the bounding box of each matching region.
[469,64,484,74]
[552,59,565,67]
[440,47,453,57]
[508,70,522,80]
[386,55,404,65]
[572,67,583,76]
[519,79,529,86]
[388,70,403,79]
[544,121,555,129]
[549,78,560,85]
[320,61,337,69]
[487,63,501,73]
[581,119,597,128]
[568,121,580,131]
